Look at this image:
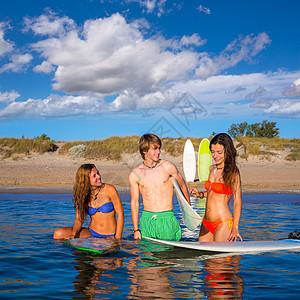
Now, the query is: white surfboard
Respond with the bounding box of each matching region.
[144,237,300,253]
[171,177,202,231]
[183,139,196,182]
[198,138,211,182]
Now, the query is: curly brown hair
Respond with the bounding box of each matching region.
[210,133,238,188]
[73,163,95,220]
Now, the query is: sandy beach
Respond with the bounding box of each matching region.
[0,149,299,195]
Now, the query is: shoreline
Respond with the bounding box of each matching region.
[1,151,300,195]
[0,183,299,195]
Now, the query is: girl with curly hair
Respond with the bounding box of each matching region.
[53,164,124,239]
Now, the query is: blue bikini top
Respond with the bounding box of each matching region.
[88,202,114,216]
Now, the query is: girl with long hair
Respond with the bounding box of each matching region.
[53,164,124,239]
[190,133,242,242]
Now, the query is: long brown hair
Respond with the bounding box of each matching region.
[73,163,95,220]
[210,133,238,188]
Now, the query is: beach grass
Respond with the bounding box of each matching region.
[58,136,206,160]
[0,137,57,159]
[1,136,299,161]
[236,136,300,160]
[285,149,300,161]
[59,136,140,161]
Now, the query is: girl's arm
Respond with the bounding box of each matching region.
[228,170,243,241]
[71,209,84,238]
[190,166,212,199]
[109,185,124,239]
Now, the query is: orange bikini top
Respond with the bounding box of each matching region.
[205,180,233,195]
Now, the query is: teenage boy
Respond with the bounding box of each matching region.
[129,133,190,241]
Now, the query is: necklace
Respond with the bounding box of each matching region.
[214,166,224,174]
[143,161,158,169]
[91,187,100,205]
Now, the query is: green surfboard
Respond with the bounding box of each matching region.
[198,138,211,182]
[65,237,120,255]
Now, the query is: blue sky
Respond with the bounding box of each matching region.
[0,0,299,141]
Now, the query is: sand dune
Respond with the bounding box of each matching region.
[0,150,299,194]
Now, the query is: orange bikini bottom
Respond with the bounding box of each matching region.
[202,218,233,234]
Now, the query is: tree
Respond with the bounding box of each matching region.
[228,121,279,138]
[228,122,248,139]
[238,122,248,136]
[260,120,279,138]
[35,134,51,141]
[227,124,239,139]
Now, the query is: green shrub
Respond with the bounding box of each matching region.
[69,144,87,159]
[59,141,86,155]
[285,150,300,161]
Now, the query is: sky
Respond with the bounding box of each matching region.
[0,0,299,141]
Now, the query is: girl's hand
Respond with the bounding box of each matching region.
[133,229,142,240]
[66,234,75,240]
[227,228,243,242]
[189,187,200,198]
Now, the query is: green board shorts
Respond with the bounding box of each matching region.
[140,210,182,241]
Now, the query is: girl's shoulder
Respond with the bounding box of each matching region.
[209,164,216,171]
[102,183,118,195]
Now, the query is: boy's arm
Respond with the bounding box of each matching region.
[129,170,141,239]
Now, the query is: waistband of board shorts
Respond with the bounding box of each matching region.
[142,210,174,218]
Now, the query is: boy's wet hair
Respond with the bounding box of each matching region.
[139,133,161,159]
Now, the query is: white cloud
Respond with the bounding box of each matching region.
[2,70,300,119]
[2,12,294,120]
[0,87,204,118]
[0,94,107,119]
[0,23,14,57]
[0,22,14,57]
[264,99,300,117]
[197,5,211,15]
[23,10,76,37]
[101,0,183,16]
[126,0,168,16]
[0,90,20,103]
[283,78,300,97]
[179,33,207,48]
[27,13,271,101]
[0,53,33,73]
[109,88,179,111]
[0,22,32,74]
[250,98,272,109]
[173,70,300,117]
[33,61,55,73]
[175,72,284,103]
[246,85,267,99]
[195,33,272,79]
[30,13,200,96]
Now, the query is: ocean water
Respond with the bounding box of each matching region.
[0,192,299,299]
